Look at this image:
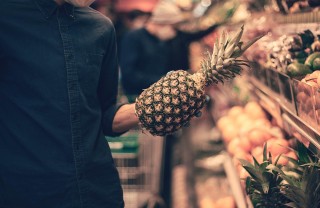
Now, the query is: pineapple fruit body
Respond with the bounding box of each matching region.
[135,70,206,136]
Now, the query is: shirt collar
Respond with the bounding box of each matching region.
[34,0,75,19]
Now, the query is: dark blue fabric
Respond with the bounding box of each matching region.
[119,25,219,95]
[0,0,124,207]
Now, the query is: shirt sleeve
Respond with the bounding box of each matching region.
[98,21,125,137]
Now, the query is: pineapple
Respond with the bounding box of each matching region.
[240,143,291,208]
[135,25,264,136]
[276,142,320,208]
[282,165,320,208]
[242,141,320,208]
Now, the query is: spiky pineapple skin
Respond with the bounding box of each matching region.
[135,70,206,136]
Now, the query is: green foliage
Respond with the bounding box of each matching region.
[240,141,320,208]
[240,143,291,207]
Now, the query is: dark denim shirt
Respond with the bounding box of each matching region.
[0,0,124,207]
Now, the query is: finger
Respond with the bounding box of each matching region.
[183,122,190,127]
[166,71,173,76]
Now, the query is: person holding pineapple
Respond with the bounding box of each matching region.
[0,0,138,207]
[0,0,262,207]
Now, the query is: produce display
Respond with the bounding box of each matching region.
[216,102,297,174]
[266,30,320,77]
[244,25,320,129]
[135,26,264,136]
[216,101,320,207]
[183,1,320,208]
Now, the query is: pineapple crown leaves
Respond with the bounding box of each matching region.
[240,144,285,194]
[280,143,320,208]
[283,166,320,208]
[266,143,320,208]
[241,143,292,207]
[242,141,320,208]
[294,141,319,165]
[201,25,265,85]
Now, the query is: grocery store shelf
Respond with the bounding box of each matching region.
[249,76,320,155]
[222,152,252,208]
[282,112,320,156]
[275,11,320,24]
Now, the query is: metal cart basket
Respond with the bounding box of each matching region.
[106,130,166,208]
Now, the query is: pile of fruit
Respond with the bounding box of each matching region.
[216,101,297,178]
[217,101,320,208]
[287,50,320,77]
[266,30,320,77]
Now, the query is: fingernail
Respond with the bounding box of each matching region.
[205,95,210,102]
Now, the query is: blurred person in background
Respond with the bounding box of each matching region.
[126,9,151,31]
[0,0,140,207]
[119,1,225,102]
[117,9,151,62]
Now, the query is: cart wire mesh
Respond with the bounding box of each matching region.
[106,130,165,208]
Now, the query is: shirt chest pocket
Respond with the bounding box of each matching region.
[78,53,104,90]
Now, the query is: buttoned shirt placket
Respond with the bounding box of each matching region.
[56,7,87,207]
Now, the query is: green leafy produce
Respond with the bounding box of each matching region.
[287,62,312,77]
[312,58,320,70]
[305,52,320,70]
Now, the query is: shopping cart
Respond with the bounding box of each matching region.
[106,130,166,208]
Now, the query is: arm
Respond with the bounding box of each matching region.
[98,22,130,136]
[112,103,139,133]
[99,22,140,136]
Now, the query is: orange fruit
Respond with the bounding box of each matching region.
[215,196,236,208]
[238,137,252,152]
[268,139,289,156]
[217,116,233,131]
[221,125,238,143]
[228,106,244,118]
[227,138,240,156]
[248,129,267,146]
[244,101,266,120]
